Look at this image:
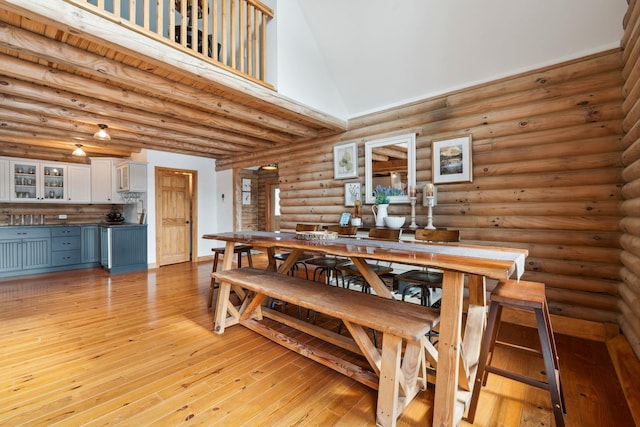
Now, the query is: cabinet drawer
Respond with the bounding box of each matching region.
[0,227,51,240]
[52,236,81,251]
[51,226,80,237]
[51,250,80,266]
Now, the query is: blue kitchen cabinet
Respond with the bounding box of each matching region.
[81,225,100,264]
[100,224,147,274]
[51,226,81,266]
[0,227,51,274]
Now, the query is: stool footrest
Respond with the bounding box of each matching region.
[484,365,551,391]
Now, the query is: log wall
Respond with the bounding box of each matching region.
[239,169,259,231]
[270,49,627,328]
[620,0,640,358]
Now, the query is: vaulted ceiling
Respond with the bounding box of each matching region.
[0,0,345,164]
[0,0,627,165]
[295,0,627,117]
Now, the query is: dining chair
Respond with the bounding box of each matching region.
[305,225,358,285]
[273,223,319,279]
[336,227,402,292]
[393,228,460,307]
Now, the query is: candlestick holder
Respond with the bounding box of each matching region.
[425,196,435,229]
[409,196,418,228]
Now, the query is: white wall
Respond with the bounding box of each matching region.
[272,0,348,119]
[131,149,219,266]
[213,168,234,247]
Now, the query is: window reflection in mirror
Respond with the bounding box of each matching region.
[364,133,416,204]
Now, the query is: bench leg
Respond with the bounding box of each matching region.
[208,252,220,308]
[377,333,402,427]
[213,281,231,334]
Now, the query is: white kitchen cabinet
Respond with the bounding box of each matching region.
[67,165,91,203]
[116,161,147,193]
[10,160,67,202]
[90,158,122,204]
[0,158,9,202]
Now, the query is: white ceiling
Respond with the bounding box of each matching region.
[295,0,627,118]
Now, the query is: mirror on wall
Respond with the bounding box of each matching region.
[364,133,416,204]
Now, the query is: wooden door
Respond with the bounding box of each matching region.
[155,168,195,266]
[265,179,279,231]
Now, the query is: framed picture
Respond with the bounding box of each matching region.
[242,191,251,205]
[344,181,361,207]
[334,142,358,180]
[242,178,251,192]
[432,134,473,184]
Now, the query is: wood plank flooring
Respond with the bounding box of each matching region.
[0,259,635,426]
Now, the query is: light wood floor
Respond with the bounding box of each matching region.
[0,259,635,426]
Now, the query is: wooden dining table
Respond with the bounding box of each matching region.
[203,230,527,426]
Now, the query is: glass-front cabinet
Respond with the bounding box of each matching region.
[10,160,67,202]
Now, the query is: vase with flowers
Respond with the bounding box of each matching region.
[372,185,403,227]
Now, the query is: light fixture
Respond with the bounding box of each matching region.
[72,144,86,157]
[93,124,111,141]
[261,163,278,170]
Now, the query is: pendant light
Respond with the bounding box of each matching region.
[94,124,111,141]
[261,163,278,170]
[72,144,86,157]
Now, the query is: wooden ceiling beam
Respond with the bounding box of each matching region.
[0,54,296,145]
[372,146,408,160]
[0,128,231,160]
[0,0,346,132]
[0,121,138,154]
[0,93,271,155]
[0,122,235,159]
[0,141,92,164]
[0,75,279,151]
[0,134,130,158]
[0,22,321,139]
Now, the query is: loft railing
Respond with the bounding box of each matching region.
[72,0,274,87]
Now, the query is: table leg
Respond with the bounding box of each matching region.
[467,274,486,307]
[433,271,465,426]
[276,249,303,275]
[266,247,278,272]
[350,257,394,299]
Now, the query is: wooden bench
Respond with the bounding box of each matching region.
[212,267,440,427]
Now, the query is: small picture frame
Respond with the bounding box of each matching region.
[432,134,473,184]
[242,191,251,205]
[339,212,351,226]
[334,142,358,180]
[242,178,251,192]
[344,181,361,207]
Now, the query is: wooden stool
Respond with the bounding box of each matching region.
[207,245,253,308]
[467,280,566,427]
